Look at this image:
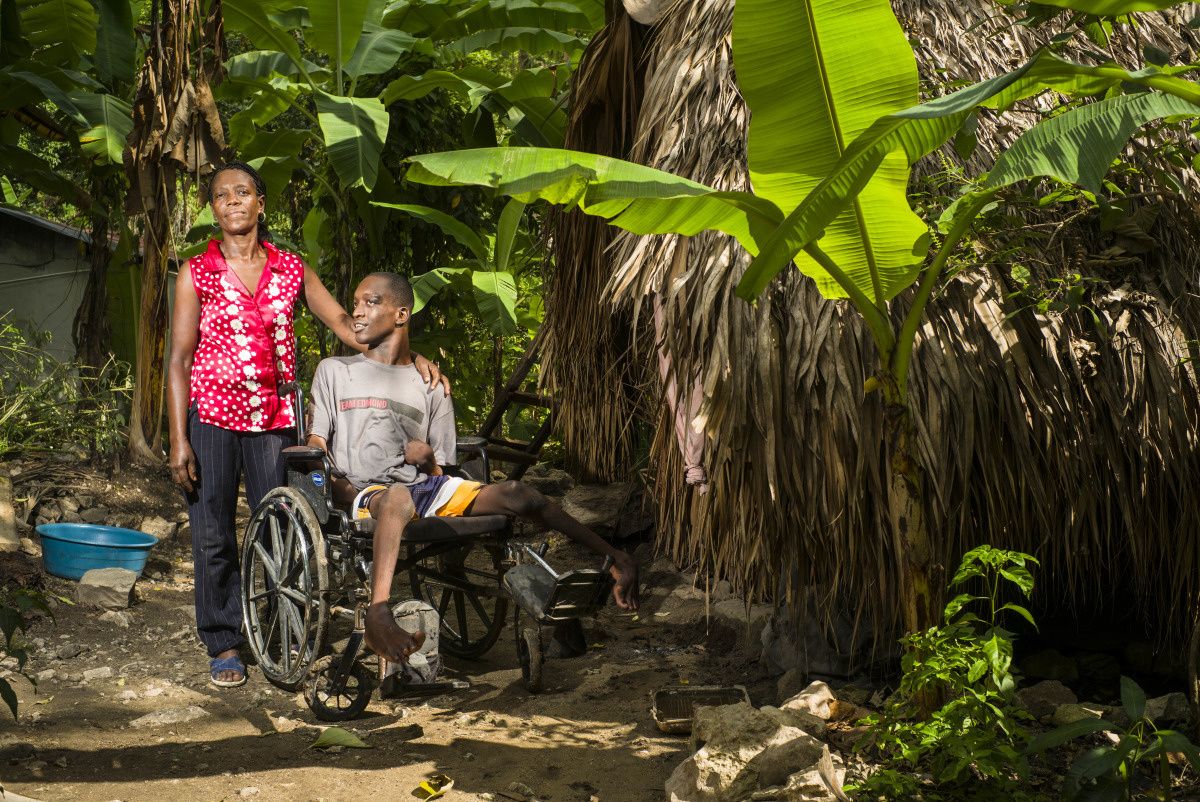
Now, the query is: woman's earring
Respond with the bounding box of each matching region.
[258,212,266,223]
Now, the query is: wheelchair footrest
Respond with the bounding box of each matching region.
[502,563,612,624]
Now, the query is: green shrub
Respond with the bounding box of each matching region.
[0,313,132,458]
[850,545,1042,801]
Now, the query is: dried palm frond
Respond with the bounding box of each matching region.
[550,0,1200,652]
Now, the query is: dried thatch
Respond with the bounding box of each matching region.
[547,0,1200,651]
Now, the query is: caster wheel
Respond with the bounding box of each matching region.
[514,609,544,693]
[305,655,373,721]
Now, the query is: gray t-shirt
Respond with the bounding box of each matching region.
[309,355,456,489]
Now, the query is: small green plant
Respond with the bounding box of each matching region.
[0,314,132,458]
[1027,675,1200,802]
[849,545,1041,800]
[0,587,53,720]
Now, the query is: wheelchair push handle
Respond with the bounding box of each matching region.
[277,379,306,443]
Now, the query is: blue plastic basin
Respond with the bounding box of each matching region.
[36,523,160,581]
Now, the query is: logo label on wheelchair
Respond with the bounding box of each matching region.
[310,471,325,488]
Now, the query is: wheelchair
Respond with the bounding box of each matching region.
[239,382,614,720]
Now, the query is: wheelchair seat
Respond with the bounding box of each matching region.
[352,513,510,543]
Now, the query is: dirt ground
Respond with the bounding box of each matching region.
[0,464,772,802]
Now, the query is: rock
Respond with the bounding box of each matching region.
[561,483,634,534]
[1051,702,1113,728]
[1021,648,1079,683]
[710,580,734,601]
[79,506,110,524]
[35,669,55,683]
[237,787,260,797]
[55,644,84,660]
[99,610,133,628]
[0,472,18,553]
[82,666,114,682]
[116,690,138,701]
[507,782,536,798]
[19,537,40,558]
[780,681,837,720]
[522,465,575,496]
[58,496,80,515]
[1145,692,1191,728]
[776,668,809,706]
[129,706,209,729]
[1016,680,1078,721]
[777,748,847,802]
[1077,652,1122,684]
[77,568,137,610]
[760,591,885,678]
[711,599,773,653]
[138,515,176,541]
[665,702,837,802]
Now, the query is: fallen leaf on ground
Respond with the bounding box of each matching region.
[311,726,372,750]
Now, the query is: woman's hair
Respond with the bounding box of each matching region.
[207,160,272,243]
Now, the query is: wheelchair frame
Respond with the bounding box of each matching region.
[238,380,615,720]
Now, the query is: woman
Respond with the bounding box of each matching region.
[167,161,448,687]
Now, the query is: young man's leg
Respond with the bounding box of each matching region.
[363,485,426,663]
[467,481,640,609]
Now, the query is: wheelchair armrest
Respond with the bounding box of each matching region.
[457,436,487,453]
[283,445,327,462]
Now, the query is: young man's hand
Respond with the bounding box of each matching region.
[610,554,640,610]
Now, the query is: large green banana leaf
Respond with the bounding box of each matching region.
[307,0,369,76]
[94,0,134,89]
[223,0,309,82]
[225,51,328,84]
[411,266,470,314]
[734,0,926,304]
[70,91,132,164]
[344,30,430,79]
[736,52,1200,299]
[315,91,389,191]
[1024,0,1186,12]
[16,0,96,65]
[240,127,312,159]
[371,201,491,263]
[431,0,592,40]
[471,270,518,335]
[406,148,783,251]
[986,91,1200,192]
[446,28,584,57]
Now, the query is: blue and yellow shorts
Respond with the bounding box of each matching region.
[351,475,482,521]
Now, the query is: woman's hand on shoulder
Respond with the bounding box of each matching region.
[412,352,451,396]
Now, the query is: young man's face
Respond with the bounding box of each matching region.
[351,275,409,346]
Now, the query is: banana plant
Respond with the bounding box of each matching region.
[403,0,1200,632]
[372,198,528,335]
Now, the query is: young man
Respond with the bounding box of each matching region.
[307,272,640,664]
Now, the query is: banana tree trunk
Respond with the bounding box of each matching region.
[72,177,114,370]
[128,205,174,463]
[883,391,939,634]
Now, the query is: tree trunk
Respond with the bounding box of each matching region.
[128,203,174,463]
[884,397,940,634]
[72,207,112,369]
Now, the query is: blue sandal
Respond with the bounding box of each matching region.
[209,655,247,688]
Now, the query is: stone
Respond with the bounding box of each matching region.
[58,496,80,516]
[561,483,634,534]
[19,537,40,558]
[35,669,55,682]
[55,643,84,660]
[79,506,111,524]
[77,568,137,610]
[1021,648,1079,683]
[0,472,18,553]
[138,516,176,541]
[99,610,133,628]
[665,702,835,802]
[780,681,837,720]
[1145,692,1191,728]
[760,591,886,678]
[1016,680,1078,721]
[1051,702,1113,728]
[776,668,809,706]
[522,466,575,496]
[711,599,773,653]
[237,787,260,797]
[82,666,114,682]
[129,705,209,729]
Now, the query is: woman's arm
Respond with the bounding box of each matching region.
[300,264,451,395]
[167,263,201,492]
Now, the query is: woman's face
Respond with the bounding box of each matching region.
[210,169,264,236]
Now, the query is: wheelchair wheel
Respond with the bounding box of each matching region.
[242,487,329,691]
[514,609,544,693]
[408,541,508,659]
[305,655,373,722]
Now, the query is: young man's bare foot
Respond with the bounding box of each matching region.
[364,602,426,663]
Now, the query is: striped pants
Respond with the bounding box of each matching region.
[184,408,295,658]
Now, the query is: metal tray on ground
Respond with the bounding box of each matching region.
[651,685,750,734]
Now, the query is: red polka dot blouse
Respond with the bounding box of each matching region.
[188,239,303,432]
